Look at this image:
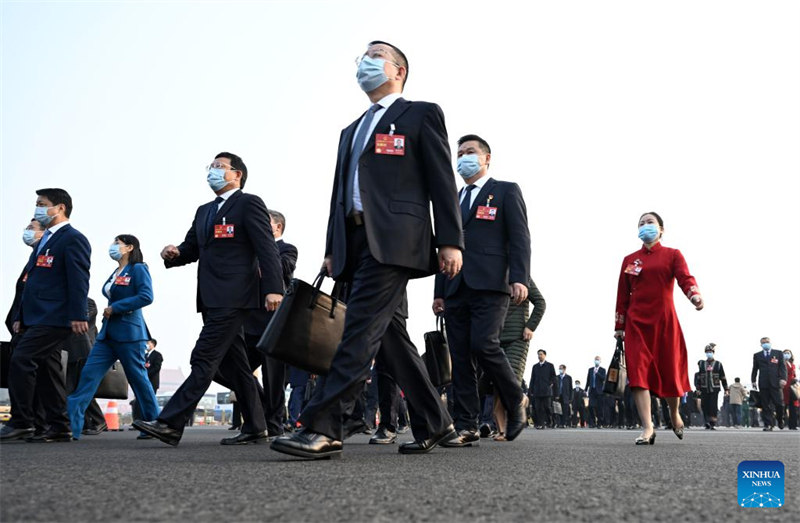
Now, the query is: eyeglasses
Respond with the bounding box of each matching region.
[355,50,401,69]
[205,162,239,172]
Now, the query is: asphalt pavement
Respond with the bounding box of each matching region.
[1,425,797,522]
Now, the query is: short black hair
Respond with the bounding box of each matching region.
[215,152,248,189]
[149,338,158,347]
[36,188,73,217]
[457,134,491,154]
[115,234,144,266]
[734,377,740,383]
[639,211,664,228]
[268,210,286,234]
[537,349,546,355]
[369,40,409,88]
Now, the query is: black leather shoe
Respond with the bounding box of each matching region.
[82,422,108,436]
[0,425,35,442]
[342,420,370,440]
[132,420,182,447]
[220,431,268,445]
[398,425,457,454]
[479,423,493,438]
[369,427,397,445]
[26,429,72,443]
[440,428,480,447]
[270,428,342,459]
[505,398,528,441]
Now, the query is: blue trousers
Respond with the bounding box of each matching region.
[67,339,159,438]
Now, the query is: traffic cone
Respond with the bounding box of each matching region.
[104,400,120,431]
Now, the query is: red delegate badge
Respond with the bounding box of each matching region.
[624,263,642,276]
[36,255,54,268]
[375,134,405,156]
[475,206,497,221]
[114,275,131,286]
[215,224,235,238]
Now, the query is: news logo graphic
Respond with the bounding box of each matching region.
[738,461,784,508]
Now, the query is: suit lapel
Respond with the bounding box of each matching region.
[28,224,70,271]
[361,98,411,160]
[202,191,242,245]
[463,178,496,227]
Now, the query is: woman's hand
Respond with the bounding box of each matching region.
[103,306,113,319]
[522,327,534,341]
[691,295,704,311]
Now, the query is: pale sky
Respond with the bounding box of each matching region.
[2,0,799,395]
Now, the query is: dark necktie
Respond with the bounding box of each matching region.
[461,185,476,224]
[206,196,224,238]
[36,229,52,254]
[345,104,381,216]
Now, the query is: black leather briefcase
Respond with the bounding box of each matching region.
[256,270,345,376]
[603,338,627,398]
[423,316,452,388]
[95,361,129,399]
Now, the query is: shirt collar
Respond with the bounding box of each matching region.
[373,92,402,111]
[462,174,490,192]
[46,221,69,235]
[217,188,239,202]
[641,241,663,254]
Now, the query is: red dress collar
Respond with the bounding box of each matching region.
[640,241,663,254]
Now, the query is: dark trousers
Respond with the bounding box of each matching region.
[287,384,306,426]
[159,308,266,433]
[700,391,720,422]
[759,386,784,427]
[587,394,602,427]
[533,396,552,427]
[364,371,379,429]
[572,399,586,427]
[299,226,451,441]
[787,403,798,430]
[730,403,742,425]
[445,284,522,432]
[8,326,71,431]
[376,365,399,432]
[558,398,571,426]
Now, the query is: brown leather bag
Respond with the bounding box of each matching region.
[256,270,345,376]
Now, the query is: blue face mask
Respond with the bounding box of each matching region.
[594,360,600,367]
[34,206,55,226]
[109,244,123,261]
[706,352,714,359]
[457,154,482,179]
[207,168,229,192]
[638,223,659,243]
[356,56,389,93]
[762,343,771,350]
[559,369,565,375]
[22,229,39,247]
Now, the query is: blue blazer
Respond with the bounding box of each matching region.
[18,223,91,328]
[97,263,153,343]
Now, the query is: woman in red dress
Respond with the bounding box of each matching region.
[614,212,704,445]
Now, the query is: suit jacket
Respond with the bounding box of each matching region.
[97,263,153,343]
[529,361,556,397]
[751,349,788,390]
[166,190,283,311]
[325,98,463,279]
[146,349,163,390]
[585,366,606,397]
[243,238,298,336]
[556,373,573,402]
[435,177,531,298]
[17,223,91,328]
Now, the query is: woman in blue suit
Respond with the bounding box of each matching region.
[67,234,159,439]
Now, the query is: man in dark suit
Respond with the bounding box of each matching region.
[1,188,91,443]
[751,336,787,430]
[555,365,573,428]
[528,350,556,429]
[433,134,531,447]
[572,381,588,427]
[135,152,284,446]
[131,338,162,423]
[271,41,463,460]
[585,356,606,428]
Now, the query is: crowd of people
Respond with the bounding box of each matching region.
[1,40,797,458]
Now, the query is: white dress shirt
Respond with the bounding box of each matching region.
[458,174,490,210]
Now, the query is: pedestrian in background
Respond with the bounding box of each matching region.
[695,343,727,430]
[614,212,704,445]
[782,350,798,430]
[728,377,746,428]
[751,336,787,431]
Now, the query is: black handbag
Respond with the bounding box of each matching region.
[603,338,627,397]
[423,316,452,388]
[256,269,345,376]
[94,361,129,399]
[0,341,11,388]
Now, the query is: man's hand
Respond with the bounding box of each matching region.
[522,327,534,341]
[511,282,528,305]
[161,245,180,261]
[438,246,462,279]
[265,293,283,312]
[691,295,704,311]
[12,321,20,334]
[432,298,445,316]
[614,330,625,340]
[779,379,787,388]
[71,321,89,335]
[103,307,113,319]
[324,256,333,277]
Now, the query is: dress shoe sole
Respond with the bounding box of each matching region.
[269,440,342,460]
[133,422,181,447]
[369,438,396,445]
[220,438,267,446]
[398,428,458,455]
[440,439,479,448]
[26,436,73,443]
